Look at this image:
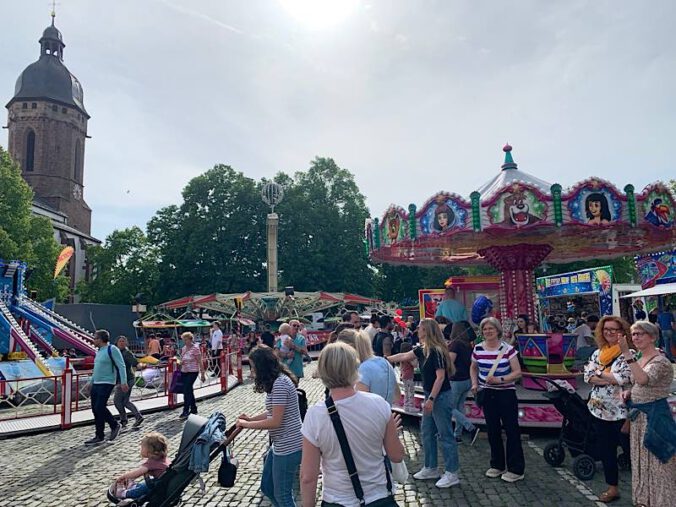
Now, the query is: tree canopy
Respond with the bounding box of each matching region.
[0,146,67,300]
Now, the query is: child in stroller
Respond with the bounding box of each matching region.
[111,432,171,505]
[540,378,630,480]
[107,413,240,507]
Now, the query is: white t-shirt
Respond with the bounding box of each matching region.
[301,391,392,507]
[574,324,592,349]
[365,324,379,341]
[211,329,223,350]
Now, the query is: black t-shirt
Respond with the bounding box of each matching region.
[413,346,451,394]
[260,331,275,348]
[448,340,471,381]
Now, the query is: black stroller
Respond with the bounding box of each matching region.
[107,414,241,507]
[538,378,630,480]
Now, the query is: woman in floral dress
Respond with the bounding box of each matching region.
[619,321,676,507]
[583,316,634,503]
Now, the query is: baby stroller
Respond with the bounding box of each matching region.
[538,378,630,480]
[107,414,241,507]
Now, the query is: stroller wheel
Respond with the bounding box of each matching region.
[572,454,596,480]
[543,442,565,467]
[617,452,631,471]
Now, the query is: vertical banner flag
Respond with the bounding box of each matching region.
[54,246,74,278]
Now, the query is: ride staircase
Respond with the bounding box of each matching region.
[27,324,59,357]
[26,299,96,344]
[16,301,97,356]
[0,301,53,376]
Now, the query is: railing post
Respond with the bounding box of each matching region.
[61,367,73,429]
[237,348,243,383]
[220,347,228,393]
[167,359,177,409]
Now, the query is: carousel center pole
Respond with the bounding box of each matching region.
[478,244,553,325]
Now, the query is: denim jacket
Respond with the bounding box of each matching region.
[189,412,226,473]
[628,398,676,464]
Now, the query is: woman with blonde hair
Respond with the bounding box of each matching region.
[583,315,634,503]
[336,329,400,406]
[387,318,460,488]
[470,317,524,483]
[618,321,675,507]
[301,343,405,506]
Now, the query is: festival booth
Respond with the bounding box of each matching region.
[367,144,676,427]
[418,276,500,320]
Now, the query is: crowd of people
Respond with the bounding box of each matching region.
[94,291,674,507]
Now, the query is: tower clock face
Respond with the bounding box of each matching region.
[72,184,82,200]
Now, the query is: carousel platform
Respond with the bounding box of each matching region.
[394,374,676,429]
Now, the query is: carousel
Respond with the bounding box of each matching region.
[368,144,676,426]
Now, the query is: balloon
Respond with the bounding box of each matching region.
[471,296,493,325]
[395,309,403,316]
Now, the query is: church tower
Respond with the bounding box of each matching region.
[6,15,92,235]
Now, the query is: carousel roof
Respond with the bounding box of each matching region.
[368,145,676,267]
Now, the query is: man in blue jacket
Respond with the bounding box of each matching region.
[85,329,128,445]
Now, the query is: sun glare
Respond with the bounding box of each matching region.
[278,0,359,29]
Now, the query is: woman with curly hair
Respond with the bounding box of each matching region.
[237,346,303,506]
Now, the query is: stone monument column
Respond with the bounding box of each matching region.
[261,182,284,293]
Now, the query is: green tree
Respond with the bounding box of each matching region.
[147,165,268,300]
[0,146,67,300]
[274,158,374,294]
[77,227,160,304]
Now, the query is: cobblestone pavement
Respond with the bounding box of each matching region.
[0,362,634,507]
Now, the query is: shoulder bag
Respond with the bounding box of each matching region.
[324,396,399,507]
[475,344,507,409]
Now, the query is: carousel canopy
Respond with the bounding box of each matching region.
[367,144,676,267]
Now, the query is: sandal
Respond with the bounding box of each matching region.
[598,491,620,503]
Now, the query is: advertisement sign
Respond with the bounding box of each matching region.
[636,250,676,289]
[537,266,614,316]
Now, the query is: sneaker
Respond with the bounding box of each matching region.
[469,427,481,446]
[179,413,189,420]
[435,471,460,488]
[132,416,144,429]
[501,471,524,483]
[120,420,128,428]
[109,424,121,441]
[84,436,104,446]
[117,499,134,506]
[413,467,441,480]
[455,436,463,443]
[485,468,506,478]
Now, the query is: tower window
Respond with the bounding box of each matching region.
[22,103,27,109]
[51,105,57,112]
[62,107,67,114]
[73,139,81,181]
[31,103,37,109]
[25,130,36,172]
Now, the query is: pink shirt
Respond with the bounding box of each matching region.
[181,344,202,373]
[143,456,171,479]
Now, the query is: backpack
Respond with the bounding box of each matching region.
[297,388,308,421]
[372,331,387,357]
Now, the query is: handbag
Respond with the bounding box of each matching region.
[325,396,399,507]
[217,448,238,487]
[169,370,183,394]
[475,345,507,409]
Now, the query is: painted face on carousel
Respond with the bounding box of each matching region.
[585,193,611,224]
[437,212,449,229]
[433,203,455,232]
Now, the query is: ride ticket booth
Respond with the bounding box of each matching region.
[536,266,614,332]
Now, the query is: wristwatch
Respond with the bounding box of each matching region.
[428,396,435,402]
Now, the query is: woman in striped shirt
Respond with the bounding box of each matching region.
[237,346,303,506]
[179,332,206,420]
[470,317,525,483]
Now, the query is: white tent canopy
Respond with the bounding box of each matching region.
[621,283,676,299]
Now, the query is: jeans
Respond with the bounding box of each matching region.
[661,329,674,360]
[575,346,596,362]
[261,448,302,507]
[450,379,474,437]
[91,383,116,439]
[181,371,199,415]
[482,389,525,475]
[594,417,628,486]
[421,389,459,473]
[211,349,221,376]
[125,479,151,499]
[113,381,142,424]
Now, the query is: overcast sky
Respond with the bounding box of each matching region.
[2,0,675,240]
